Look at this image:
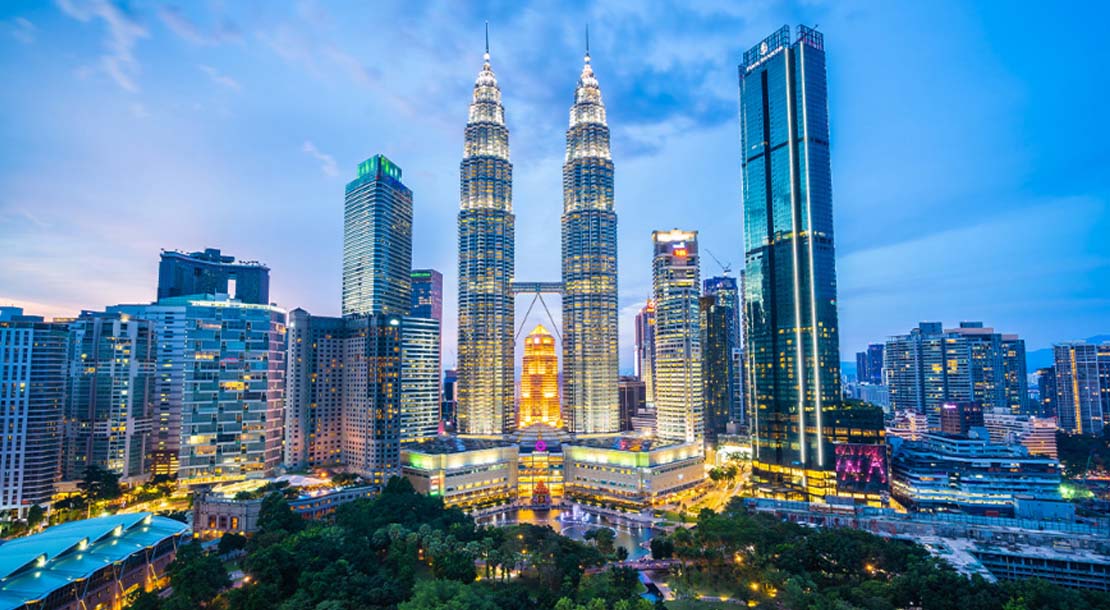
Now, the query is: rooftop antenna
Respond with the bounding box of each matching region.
[585,23,590,61]
[484,21,490,61]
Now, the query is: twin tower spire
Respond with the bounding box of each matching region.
[456,24,618,436]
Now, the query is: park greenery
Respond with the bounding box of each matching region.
[133,481,1110,610]
[649,498,1110,610]
[134,477,651,610]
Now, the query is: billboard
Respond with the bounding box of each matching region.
[834,443,889,495]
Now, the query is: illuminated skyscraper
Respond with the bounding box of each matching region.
[652,230,703,446]
[562,41,619,434]
[1053,343,1105,436]
[739,26,841,498]
[519,324,560,428]
[343,155,413,317]
[0,309,68,518]
[634,301,656,404]
[457,35,515,435]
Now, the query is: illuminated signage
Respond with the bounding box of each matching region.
[834,443,888,495]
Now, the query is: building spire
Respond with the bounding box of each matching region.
[585,23,590,63]
[484,21,490,62]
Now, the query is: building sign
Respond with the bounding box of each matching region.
[834,443,888,495]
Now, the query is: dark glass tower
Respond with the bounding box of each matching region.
[343,155,413,317]
[562,44,619,434]
[739,26,841,499]
[457,39,515,435]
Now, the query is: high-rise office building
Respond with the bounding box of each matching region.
[855,343,884,385]
[342,314,402,483]
[442,368,458,429]
[1053,343,1105,436]
[939,401,985,436]
[562,45,619,435]
[740,26,841,498]
[886,322,1029,424]
[107,303,187,477]
[633,301,656,404]
[618,376,646,432]
[65,311,155,481]
[519,324,560,428]
[411,269,443,321]
[173,297,286,484]
[343,155,413,318]
[457,40,515,435]
[284,309,345,470]
[652,229,703,446]
[401,317,441,442]
[704,276,743,426]
[1035,366,1056,417]
[0,309,68,518]
[158,248,270,305]
[701,294,732,443]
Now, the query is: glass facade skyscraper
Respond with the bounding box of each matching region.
[411,269,444,322]
[457,43,515,435]
[343,155,413,318]
[1053,342,1106,436]
[400,317,441,443]
[634,301,656,405]
[562,47,619,435]
[65,311,155,481]
[739,26,841,499]
[652,229,703,446]
[703,275,742,427]
[0,309,68,518]
[701,294,732,443]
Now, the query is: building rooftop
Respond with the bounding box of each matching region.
[0,513,187,606]
[404,435,516,455]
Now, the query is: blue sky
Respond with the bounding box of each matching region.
[2,0,1108,372]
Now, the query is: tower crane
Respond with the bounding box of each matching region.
[705,248,732,276]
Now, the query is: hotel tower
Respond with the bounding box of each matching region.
[739,26,842,499]
[457,35,516,435]
[561,40,619,434]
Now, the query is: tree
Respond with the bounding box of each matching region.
[127,590,162,610]
[649,537,673,560]
[218,532,248,555]
[615,546,629,561]
[398,579,499,610]
[80,464,122,502]
[164,543,229,607]
[257,492,303,534]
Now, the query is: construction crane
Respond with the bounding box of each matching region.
[705,248,732,276]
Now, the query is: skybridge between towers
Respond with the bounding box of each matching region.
[511,281,563,341]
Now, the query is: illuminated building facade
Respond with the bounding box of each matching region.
[562,45,619,435]
[890,431,1062,516]
[519,324,560,428]
[283,309,345,470]
[400,317,441,442]
[108,303,187,477]
[1052,342,1106,435]
[740,26,842,500]
[0,309,68,518]
[652,229,703,446]
[65,311,154,482]
[343,155,413,318]
[410,269,443,322]
[173,296,286,484]
[634,301,656,404]
[457,41,515,435]
[983,411,1058,459]
[563,437,705,512]
[402,437,519,510]
[704,275,743,426]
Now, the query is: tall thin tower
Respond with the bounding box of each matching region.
[562,29,619,433]
[739,26,841,499]
[457,27,515,435]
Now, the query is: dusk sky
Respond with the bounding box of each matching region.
[2,0,1108,372]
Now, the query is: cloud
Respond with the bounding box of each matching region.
[199,64,242,90]
[302,141,338,177]
[157,5,241,46]
[11,17,36,44]
[56,0,148,92]
[129,102,149,119]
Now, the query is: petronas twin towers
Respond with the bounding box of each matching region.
[457,33,619,436]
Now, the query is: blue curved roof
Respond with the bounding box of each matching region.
[0,513,187,608]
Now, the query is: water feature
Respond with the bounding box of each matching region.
[476,506,659,560]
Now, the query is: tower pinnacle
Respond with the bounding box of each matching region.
[484,21,490,62]
[585,24,590,63]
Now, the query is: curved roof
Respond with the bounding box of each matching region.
[0,513,187,606]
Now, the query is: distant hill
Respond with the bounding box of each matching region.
[1026,335,1110,371]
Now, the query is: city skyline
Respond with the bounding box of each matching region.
[2,2,1109,371]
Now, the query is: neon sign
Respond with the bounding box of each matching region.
[834,443,888,494]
